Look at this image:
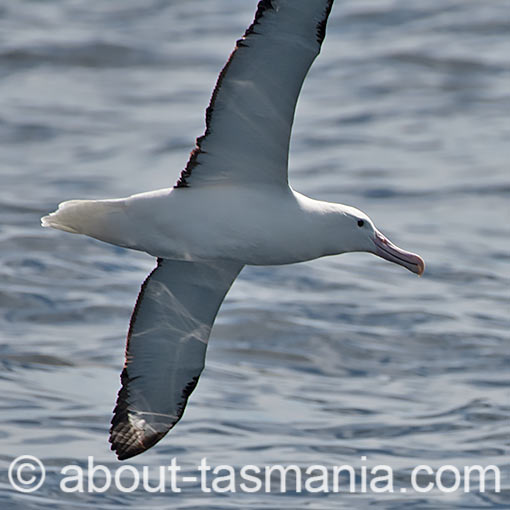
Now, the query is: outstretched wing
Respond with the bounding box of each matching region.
[110,258,243,460]
[175,0,335,189]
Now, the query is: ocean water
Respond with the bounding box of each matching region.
[1,0,509,508]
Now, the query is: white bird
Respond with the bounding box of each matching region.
[42,0,424,460]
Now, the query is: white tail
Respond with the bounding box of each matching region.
[41,199,133,248]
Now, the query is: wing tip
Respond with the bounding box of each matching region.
[243,0,275,39]
[109,380,168,461]
[108,367,200,461]
[108,367,152,460]
[109,425,166,461]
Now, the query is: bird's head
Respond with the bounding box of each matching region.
[338,206,425,276]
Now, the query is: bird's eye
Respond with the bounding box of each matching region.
[357,219,365,227]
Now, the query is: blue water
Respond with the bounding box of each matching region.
[1,0,509,508]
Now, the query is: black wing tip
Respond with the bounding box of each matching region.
[109,427,166,461]
[109,368,202,460]
[250,0,333,46]
[243,0,275,38]
[109,370,169,461]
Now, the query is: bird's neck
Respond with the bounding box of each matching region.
[290,191,356,259]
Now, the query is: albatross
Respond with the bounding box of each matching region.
[41,0,425,460]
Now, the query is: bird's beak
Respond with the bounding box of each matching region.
[372,230,425,276]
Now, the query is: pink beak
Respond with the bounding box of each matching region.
[373,231,425,276]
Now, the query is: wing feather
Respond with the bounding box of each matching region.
[175,0,335,188]
[109,258,242,460]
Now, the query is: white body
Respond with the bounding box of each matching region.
[44,186,367,265]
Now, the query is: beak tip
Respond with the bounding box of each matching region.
[373,231,425,277]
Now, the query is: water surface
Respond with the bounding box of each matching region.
[1,0,509,508]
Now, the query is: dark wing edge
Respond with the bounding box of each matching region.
[174,0,335,189]
[110,261,164,460]
[109,258,243,460]
[110,368,200,460]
